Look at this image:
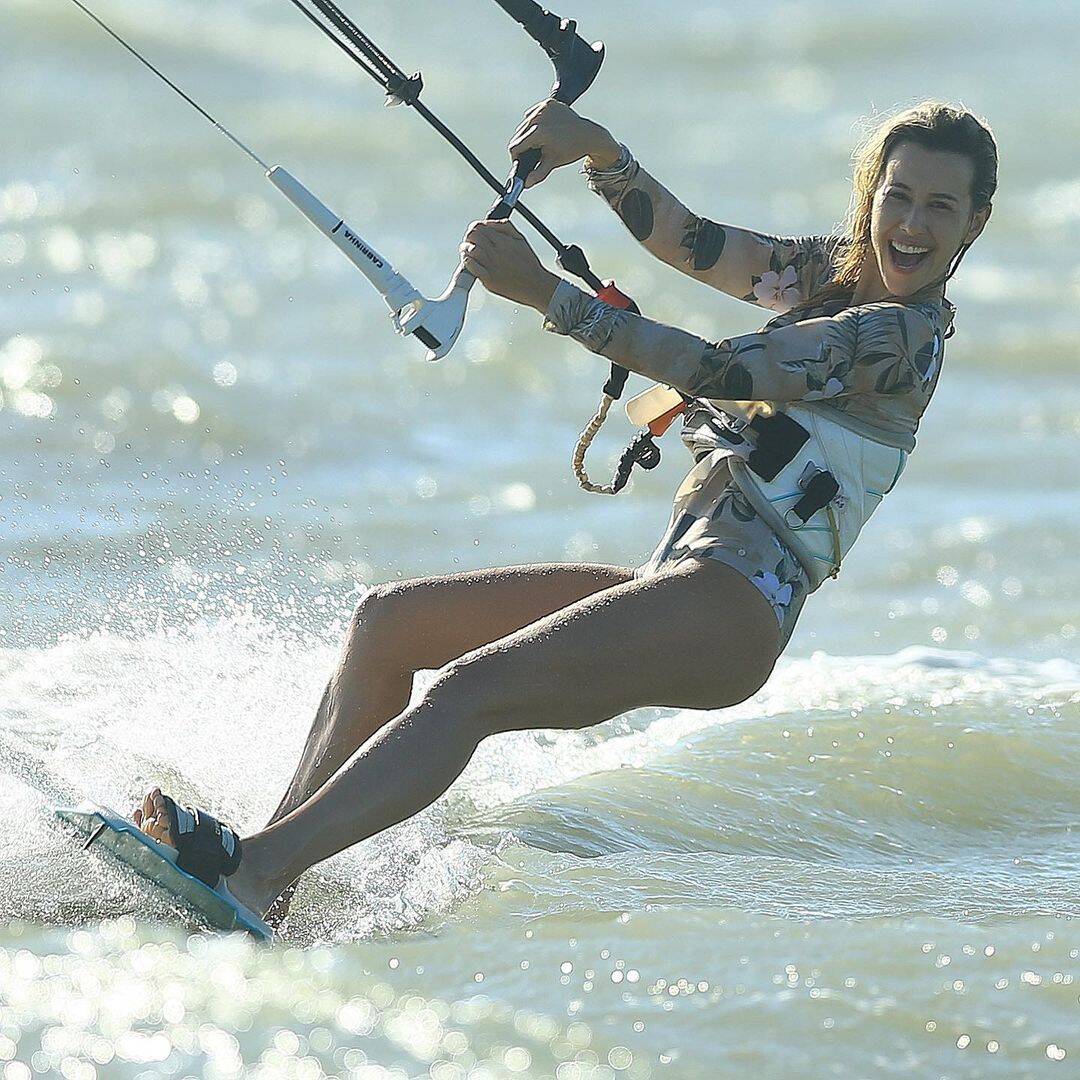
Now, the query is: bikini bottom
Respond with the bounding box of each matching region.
[636,456,811,654]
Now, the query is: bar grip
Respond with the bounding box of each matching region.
[266,166,421,313]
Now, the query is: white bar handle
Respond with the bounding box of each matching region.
[266,166,422,315]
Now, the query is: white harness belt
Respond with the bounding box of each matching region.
[686,398,917,593]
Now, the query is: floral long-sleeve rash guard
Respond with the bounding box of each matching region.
[542,145,954,449]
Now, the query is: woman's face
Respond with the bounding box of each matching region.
[866,141,989,298]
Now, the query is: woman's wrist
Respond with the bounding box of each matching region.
[584,130,622,171]
[524,269,561,313]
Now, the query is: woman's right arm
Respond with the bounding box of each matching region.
[509,102,836,311]
[544,279,944,409]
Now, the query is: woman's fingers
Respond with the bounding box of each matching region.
[508,124,541,160]
[506,100,590,186]
[461,219,532,285]
[461,243,498,283]
[460,231,496,282]
[523,157,554,189]
[519,99,549,124]
[458,219,554,309]
[509,126,556,186]
[462,221,514,265]
[464,218,518,240]
[461,253,489,280]
[511,103,547,139]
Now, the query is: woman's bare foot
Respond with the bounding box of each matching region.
[133,788,282,919]
[132,788,177,845]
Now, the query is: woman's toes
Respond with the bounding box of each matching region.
[147,816,169,845]
[153,802,175,846]
[133,790,176,848]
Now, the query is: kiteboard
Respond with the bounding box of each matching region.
[54,802,273,942]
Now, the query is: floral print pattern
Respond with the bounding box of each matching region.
[584,146,838,309]
[545,276,951,441]
[550,145,961,654]
[750,566,796,621]
[636,456,810,649]
[752,265,802,312]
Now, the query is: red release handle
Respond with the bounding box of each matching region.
[596,279,684,432]
[648,403,688,437]
[596,281,638,312]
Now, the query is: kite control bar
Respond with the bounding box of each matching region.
[286,0,653,491]
[287,0,634,355]
[399,2,609,356]
[71,0,659,492]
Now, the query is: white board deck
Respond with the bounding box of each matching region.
[54,802,273,942]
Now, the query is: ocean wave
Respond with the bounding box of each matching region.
[3,624,1077,936]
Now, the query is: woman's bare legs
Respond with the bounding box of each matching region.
[136,565,633,918]
[197,557,782,915]
[237,563,634,920]
[267,563,635,825]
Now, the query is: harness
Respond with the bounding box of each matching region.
[707,400,916,590]
[647,311,941,590]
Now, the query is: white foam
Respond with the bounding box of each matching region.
[3,625,1077,936]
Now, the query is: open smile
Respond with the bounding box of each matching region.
[887,239,933,274]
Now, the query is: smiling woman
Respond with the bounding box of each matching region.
[128,99,999,932]
[865,144,976,289]
[833,102,998,305]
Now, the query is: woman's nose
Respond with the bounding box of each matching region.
[901,202,930,235]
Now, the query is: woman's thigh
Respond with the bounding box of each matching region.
[428,556,783,733]
[354,562,636,673]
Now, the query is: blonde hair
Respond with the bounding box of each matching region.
[816,101,998,304]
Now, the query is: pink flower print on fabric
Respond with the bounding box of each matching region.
[803,376,847,401]
[752,265,802,313]
[749,569,795,617]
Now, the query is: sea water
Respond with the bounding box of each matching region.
[2,0,1079,1075]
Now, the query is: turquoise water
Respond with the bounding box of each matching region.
[2,0,1079,1075]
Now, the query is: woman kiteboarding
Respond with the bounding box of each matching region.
[130,99,996,929]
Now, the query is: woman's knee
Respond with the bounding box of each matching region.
[347,575,485,681]
[347,581,420,666]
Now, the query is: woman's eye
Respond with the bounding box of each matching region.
[884,190,908,202]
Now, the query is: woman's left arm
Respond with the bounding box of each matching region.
[545,280,944,404]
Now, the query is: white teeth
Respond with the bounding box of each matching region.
[891,241,930,255]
